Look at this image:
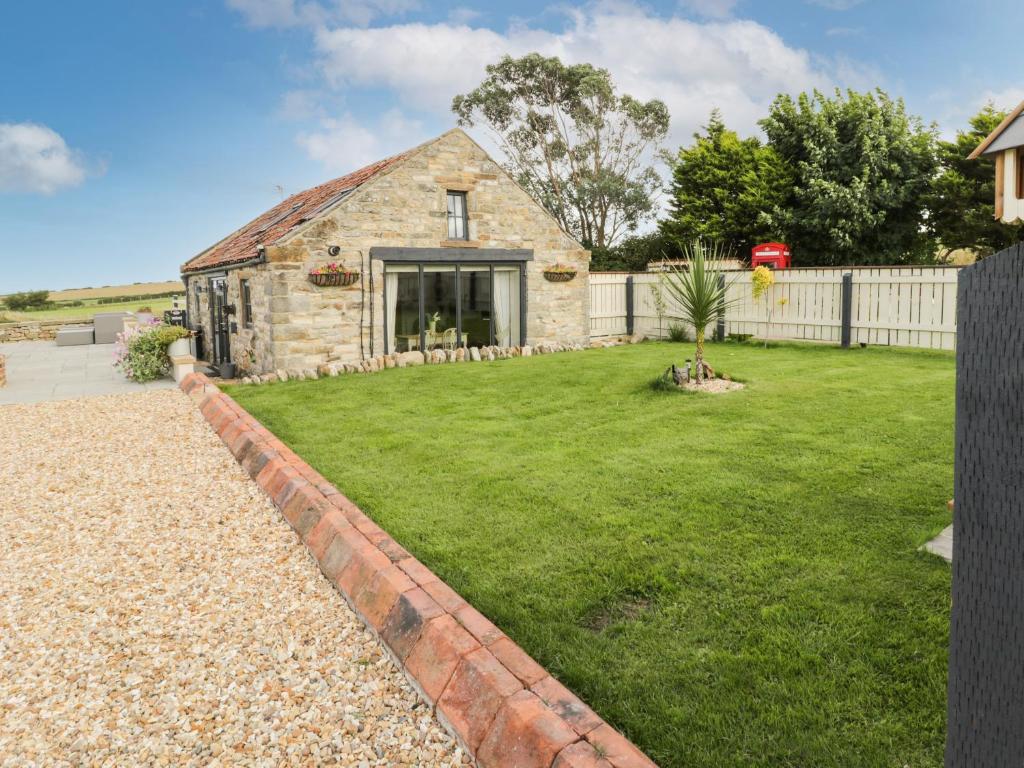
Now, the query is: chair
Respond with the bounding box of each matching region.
[441,328,458,351]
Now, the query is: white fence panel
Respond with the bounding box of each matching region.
[590,266,960,350]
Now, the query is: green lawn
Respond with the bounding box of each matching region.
[227,342,953,768]
[2,296,176,322]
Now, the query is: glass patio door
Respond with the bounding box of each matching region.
[384,263,522,353]
[423,266,458,351]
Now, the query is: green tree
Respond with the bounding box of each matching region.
[452,53,670,248]
[760,89,938,266]
[928,103,1024,257]
[661,240,742,383]
[660,110,790,257]
[588,231,681,271]
[3,290,51,311]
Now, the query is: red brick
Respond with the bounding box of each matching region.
[381,588,445,661]
[405,615,480,702]
[264,463,301,502]
[397,557,439,587]
[220,418,246,447]
[228,429,262,461]
[304,508,347,560]
[477,690,578,768]
[490,637,549,687]
[531,676,603,737]
[376,536,411,562]
[274,476,309,510]
[553,741,614,768]
[254,456,287,491]
[423,579,468,614]
[436,648,523,751]
[316,480,340,497]
[335,538,392,601]
[319,526,365,581]
[585,725,657,768]
[244,447,279,480]
[454,604,504,646]
[353,564,416,630]
[326,493,362,518]
[282,483,321,532]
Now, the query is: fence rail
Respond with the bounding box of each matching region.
[590,266,961,351]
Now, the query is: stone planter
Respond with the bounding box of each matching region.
[309,271,360,287]
[168,338,190,358]
[543,270,577,283]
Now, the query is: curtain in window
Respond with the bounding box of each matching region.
[493,269,512,347]
[386,271,398,353]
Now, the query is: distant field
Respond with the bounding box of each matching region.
[47,281,184,302]
[2,297,178,323]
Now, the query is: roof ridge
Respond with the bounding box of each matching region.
[180,136,448,273]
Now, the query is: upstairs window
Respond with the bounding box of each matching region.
[446,191,468,240]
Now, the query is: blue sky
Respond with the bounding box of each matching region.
[1,0,1021,292]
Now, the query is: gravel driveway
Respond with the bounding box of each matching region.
[0,390,463,766]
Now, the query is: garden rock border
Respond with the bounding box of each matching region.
[233,342,602,385]
[180,371,658,768]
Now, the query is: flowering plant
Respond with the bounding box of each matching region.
[751,266,775,300]
[309,262,355,275]
[113,321,189,382]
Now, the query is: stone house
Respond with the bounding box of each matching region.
[180,129,591,375]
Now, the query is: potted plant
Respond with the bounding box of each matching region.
[113,323,191,383]
[426,311,441,334]
[309,262,360,287]
[543,264,577,282]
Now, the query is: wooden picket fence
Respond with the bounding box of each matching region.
[591,266,961,351]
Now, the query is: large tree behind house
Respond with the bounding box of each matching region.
[452,53,670,249]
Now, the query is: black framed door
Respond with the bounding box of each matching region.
[208,276,231,364]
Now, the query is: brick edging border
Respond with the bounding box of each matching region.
[180,372,658,768]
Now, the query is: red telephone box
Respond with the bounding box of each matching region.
[751,242,791,269]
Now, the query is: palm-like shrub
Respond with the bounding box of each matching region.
[661,239,742,382]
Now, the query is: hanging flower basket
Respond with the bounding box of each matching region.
[309,267,359,287]
[543,267,577,283]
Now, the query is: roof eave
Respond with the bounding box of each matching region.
[969,99,1024,159]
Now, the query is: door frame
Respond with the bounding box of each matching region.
[373,247,532,355]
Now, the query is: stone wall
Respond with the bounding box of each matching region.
[246,129,590,372]
[185,270,274,373]
[0,320,70,343]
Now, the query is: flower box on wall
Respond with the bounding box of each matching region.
[543,268,577,283]
[309,270,360,287]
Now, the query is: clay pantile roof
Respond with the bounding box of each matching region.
[182,150,412,273]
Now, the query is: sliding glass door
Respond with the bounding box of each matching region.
[384,263,522,354]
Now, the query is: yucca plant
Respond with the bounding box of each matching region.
[661,239,743,383]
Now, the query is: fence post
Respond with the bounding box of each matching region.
[716,273,726,342]
[947,242,1024,764]
[625,275,634,337]
[840,272,853,348]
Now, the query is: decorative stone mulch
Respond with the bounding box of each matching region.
[0,390,465,766]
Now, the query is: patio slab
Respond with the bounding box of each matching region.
[0,340,176,405]
[923,524,953,562]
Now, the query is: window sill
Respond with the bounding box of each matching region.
[439,239,480,249]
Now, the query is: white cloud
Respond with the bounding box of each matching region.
[296,108,426,171]
[227,0,418,28]
[679,0,738,19]
[0,123,89,195]
[981,88,1024,112]
[312,4,841,146]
